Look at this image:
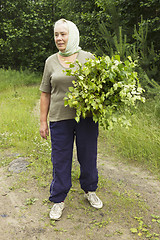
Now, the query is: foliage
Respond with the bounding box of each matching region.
[132,16,160,84]
[0,0,160,78]
[98,16,160,92]
[130,216,160,239]
[97,24,129,60]
[0,0,159,95]
[116,0,160,50]
[54,0,102,52]
[64,55,145,129]
[0,0,56,71]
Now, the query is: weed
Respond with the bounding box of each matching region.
[50,220,56,226]
[130,216,160,239]
[53,228,67,232]
[9,186,16,191]
[20,188,30,193]
[42,199,50,205]
[67,214,74,219]
[25,198,38,206]
[151,215,160,224]
[105,229,123,238]
[89,219,109,228]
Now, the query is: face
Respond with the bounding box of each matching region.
[54,23,69,52]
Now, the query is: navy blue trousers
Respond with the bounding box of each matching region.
[49,117,99,203]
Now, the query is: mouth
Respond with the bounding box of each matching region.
[57,42,64,46]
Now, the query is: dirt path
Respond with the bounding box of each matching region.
[0,149,160,240]
[98,152,160,215]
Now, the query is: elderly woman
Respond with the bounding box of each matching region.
[39,19,103,220]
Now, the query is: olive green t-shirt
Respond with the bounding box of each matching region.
[40,50,94,122]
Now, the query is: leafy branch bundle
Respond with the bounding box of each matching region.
[64,55,145,129]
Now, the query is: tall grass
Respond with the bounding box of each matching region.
[0,68,45,154]
[100,99,160,174]
[0,69,52,186]
[0,68,40,92]
[0,86,40,150]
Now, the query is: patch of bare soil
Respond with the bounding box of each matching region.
[0,149,160,240]
[98,153,160,215]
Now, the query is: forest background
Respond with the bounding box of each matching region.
[0,0,160,86]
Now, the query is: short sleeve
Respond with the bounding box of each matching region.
[39,59,51,93]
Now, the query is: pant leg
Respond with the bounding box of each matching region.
[49,120,75,203]
[75,117,99,192]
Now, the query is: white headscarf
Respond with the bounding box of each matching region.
[55,19,81,57]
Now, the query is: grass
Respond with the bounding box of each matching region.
[0,68,40,92]
[0,86,40,150]
[0,69,160,239]
[99,99,160,175]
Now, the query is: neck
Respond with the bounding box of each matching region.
[57,52,78,67]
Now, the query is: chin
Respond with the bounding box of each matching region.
[59,49,66,53]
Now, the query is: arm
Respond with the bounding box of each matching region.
[40,92,51,140]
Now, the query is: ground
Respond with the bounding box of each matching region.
[0,145,160,240]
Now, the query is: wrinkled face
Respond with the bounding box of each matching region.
[54,23,69,52]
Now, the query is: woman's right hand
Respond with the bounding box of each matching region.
[40,121,49,140]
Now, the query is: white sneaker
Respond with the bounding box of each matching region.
[84,192,103,209]
[49,202,65,220]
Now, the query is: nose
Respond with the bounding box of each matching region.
[57,34,62,41]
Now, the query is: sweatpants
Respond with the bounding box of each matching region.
[49,117,99,203]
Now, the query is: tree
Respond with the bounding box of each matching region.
[0,0,159,79]
[54,0,102,52]
[0,0,56,71]
[96,0,160,84]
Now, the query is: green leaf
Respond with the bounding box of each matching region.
[151,215,160,219]
[128,56,132,62]
[152,219,157,222]
[75,116,80,122]
[130,228,138,233]
[142,228,148,232]
[64,55,145,130]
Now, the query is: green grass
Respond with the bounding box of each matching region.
[0,68,52,186]
[0,86,40,151]
[0,68,40,92]
[99,99,160,175]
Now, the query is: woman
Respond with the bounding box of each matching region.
[39,19,103,220]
